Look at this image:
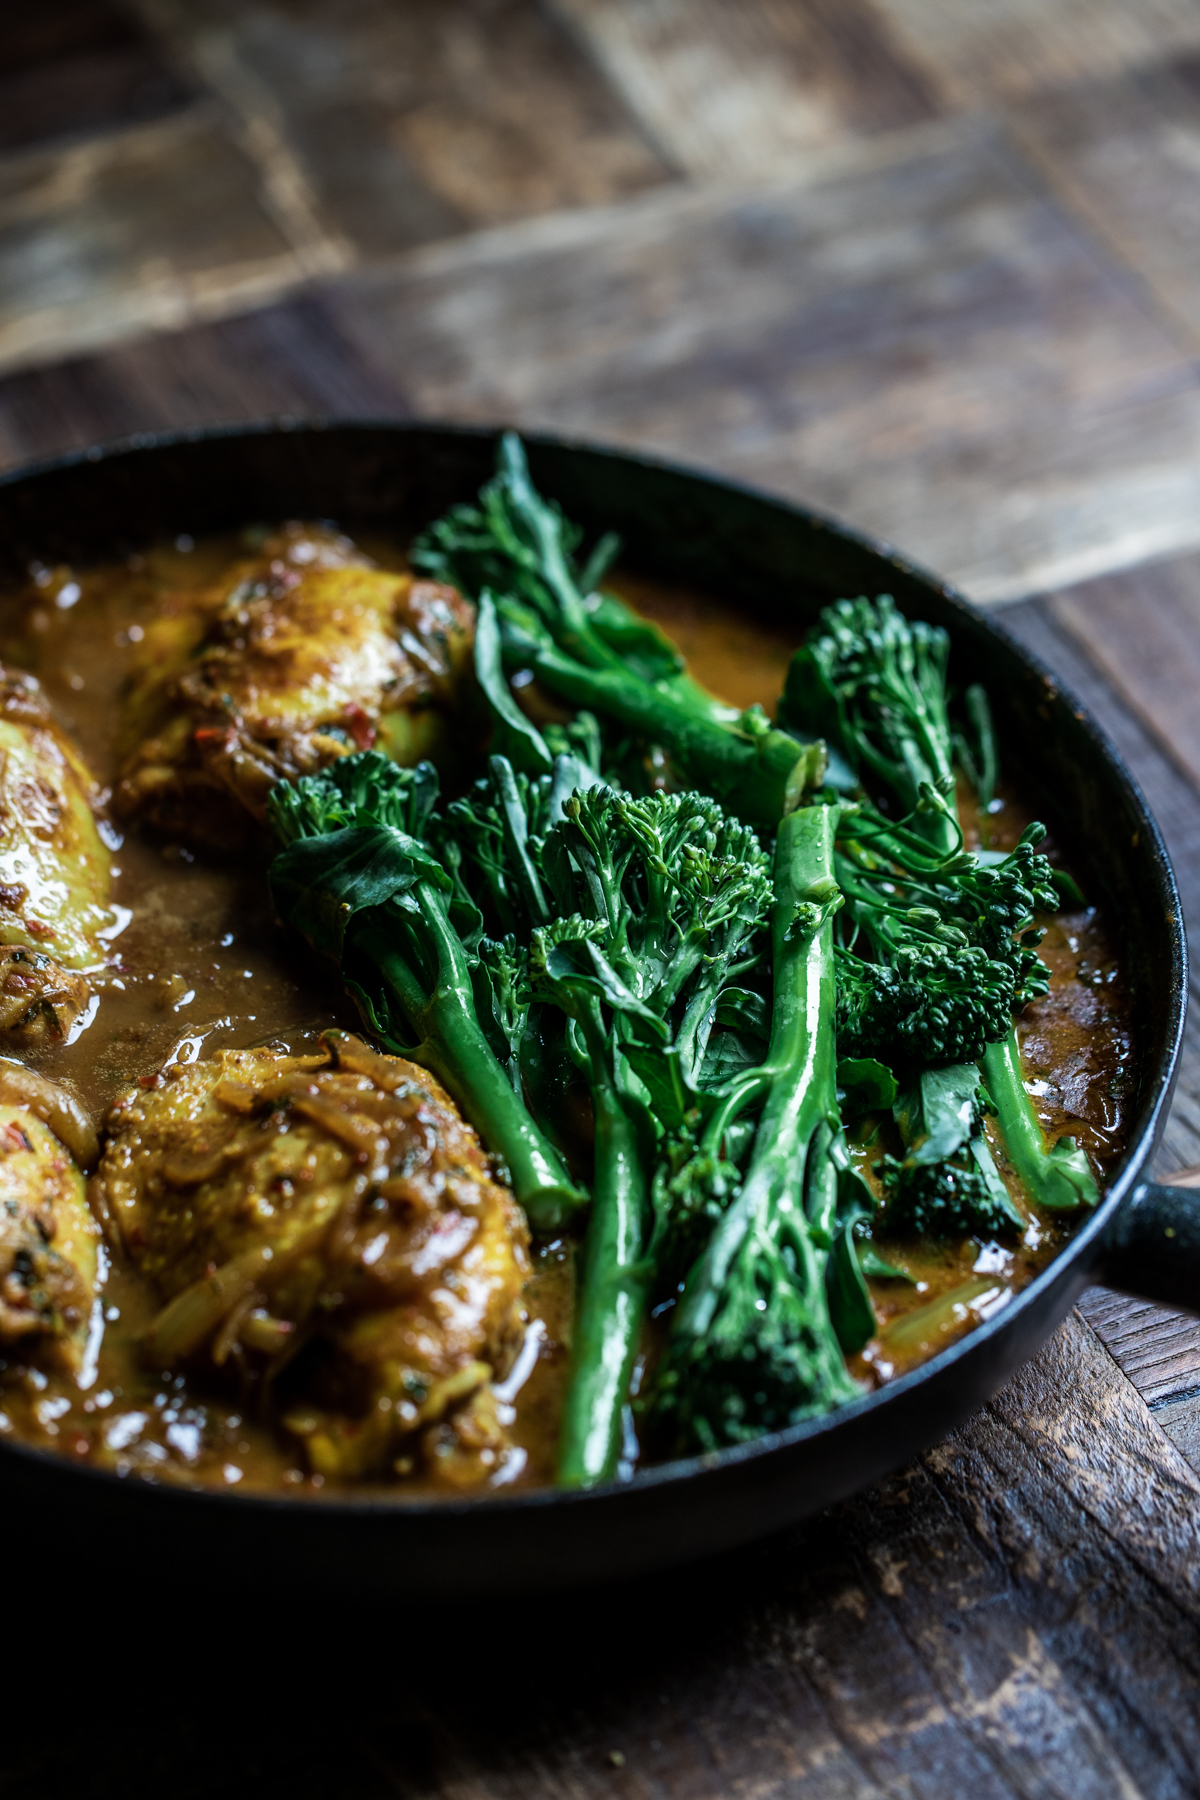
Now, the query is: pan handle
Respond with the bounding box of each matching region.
[1095,1179,1200,1313]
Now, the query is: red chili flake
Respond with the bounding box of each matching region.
[345,704,376,751]
[138,1073,165,1090]
[24,920,54,938]
[193,726,232,746]
[0,1121,26,1152]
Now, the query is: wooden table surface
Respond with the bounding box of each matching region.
[5,4,1200,1794]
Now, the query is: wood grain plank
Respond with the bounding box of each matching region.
[0,294,411,467]
[1012,53,1200,356]
[1079,1289,1200,1408]
[1154,1395,1200,1472]
[0,1,194,154]
[7,1313,1199,1800]
[870,0,1200,107]
[138,0,669,252]
[0,107,316,373]
[1048,549,1200,799]
[546,0,941,180]
[332,119,1200,604]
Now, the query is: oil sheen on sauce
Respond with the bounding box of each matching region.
[0,536,1135,1495]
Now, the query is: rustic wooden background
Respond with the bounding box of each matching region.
[4,3,1200,1794]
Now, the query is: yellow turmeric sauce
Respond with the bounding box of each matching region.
[0,538,1133,1493]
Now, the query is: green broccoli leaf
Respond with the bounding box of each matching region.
[837,1056,898,1116]
[857,1247,916,1282]
[474,590,554,777]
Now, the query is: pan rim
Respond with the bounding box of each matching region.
[0,416,1184,1524]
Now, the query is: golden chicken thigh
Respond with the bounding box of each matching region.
[0,1064,100,1374]
[114,523,474,848]
[95,1032,529,1486]
[0,667,113,1041]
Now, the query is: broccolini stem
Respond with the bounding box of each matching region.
[514,639,821,830]
[352,907,586,1231]
[913,801,959,859]
[754,807,840,1175]
[673,806,857,1408]
[695,1054,774,1164]
[557,999,651,1487]
[980,1027,1100,1211]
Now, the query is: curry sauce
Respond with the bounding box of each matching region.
[0,534,1134,1494]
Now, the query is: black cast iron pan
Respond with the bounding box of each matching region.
[0,422,1191,1599]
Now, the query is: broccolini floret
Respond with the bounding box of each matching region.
[780,593,1099,1216]
[650,805,863,1454]
[780,593,993,854]
[442,752,564,939]
[834,800,1057,1067]
[530,783,773,1485]
[266,752,586,1230]
[836,807,1096,1209]
[877,1064,1024,1240]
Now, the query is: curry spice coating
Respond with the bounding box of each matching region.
[94,1032,530,1486]
[0,666,113,966]
[114,524,474,848]
[0,948,92,1045]
[0,1096,99,1374]
[0,665,113,1040]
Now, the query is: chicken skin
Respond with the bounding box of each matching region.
[114,523,474,849]
[95,1032,529,1485]
[0,667,113,1041]
[0,1064,100,1374]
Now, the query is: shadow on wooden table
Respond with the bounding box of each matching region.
[6,1316,1200,1798]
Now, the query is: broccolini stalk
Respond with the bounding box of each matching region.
[266,752,586,1230]
[532,785,773,1485]
[789,600,1099,1217]
[444,752,560,938]
[471,933,530,1096]
[834,802,1057,1066]
[980,1031,1098,1210]
[415,432,702,706]
[877,1063,1024,1239]
[443,750,589,1144]
[534,917,652,1489]
[780,594,995,856]
[497,601,823,831]
[651,805,861,1454]
[414,434,824,829]
[471,589,605,789]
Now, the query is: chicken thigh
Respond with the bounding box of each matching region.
[95,1032,529,1486]
[114,523,474,849]
[0,666,113,1041]
[0,1064,100,1374]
